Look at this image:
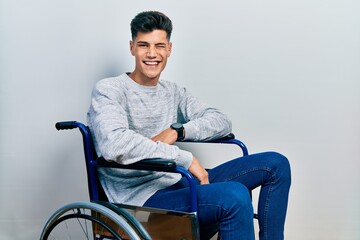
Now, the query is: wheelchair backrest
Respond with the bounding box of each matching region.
[56,121,108,201]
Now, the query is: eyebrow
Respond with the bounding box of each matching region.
[136,41,149,45]
[136,41,167,46]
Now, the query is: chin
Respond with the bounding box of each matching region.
[145,72,161,79]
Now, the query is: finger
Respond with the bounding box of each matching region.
[200,178,209,185]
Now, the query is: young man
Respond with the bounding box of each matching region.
[88,11,291,240]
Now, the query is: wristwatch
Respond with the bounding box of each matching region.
[170,123,185,141]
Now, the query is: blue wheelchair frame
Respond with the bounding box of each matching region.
[55,121,249,238]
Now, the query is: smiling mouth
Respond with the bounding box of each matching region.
[144,61,159,66]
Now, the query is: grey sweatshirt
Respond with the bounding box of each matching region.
[87,73,232,206]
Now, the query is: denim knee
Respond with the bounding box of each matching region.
[265,152,291,186]
[219,182,253,212]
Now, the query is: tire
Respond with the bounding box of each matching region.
[40,202,145,240]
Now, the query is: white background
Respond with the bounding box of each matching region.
[1,0,359,239]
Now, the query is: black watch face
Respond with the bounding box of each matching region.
[172,123,183,129]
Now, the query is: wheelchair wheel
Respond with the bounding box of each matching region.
[40,202,146,240]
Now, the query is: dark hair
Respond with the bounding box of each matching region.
[130,11,173,41]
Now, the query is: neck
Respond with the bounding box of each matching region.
[128,72,159,86]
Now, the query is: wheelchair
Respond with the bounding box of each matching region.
[40,121,250,240]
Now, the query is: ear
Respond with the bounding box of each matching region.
[168,42,172,57]
[130,40,135,56]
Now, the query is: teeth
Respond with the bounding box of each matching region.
[145,61,158,65]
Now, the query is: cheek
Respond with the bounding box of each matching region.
[134,52,144,62]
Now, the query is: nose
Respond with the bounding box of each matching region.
[147,46,157,58]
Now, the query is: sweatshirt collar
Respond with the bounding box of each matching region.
[124,73,159,93]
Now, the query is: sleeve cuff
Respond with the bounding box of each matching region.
[176,149,193,169]
[183,121,199,141]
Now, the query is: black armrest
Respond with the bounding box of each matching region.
[208,133,235,142]
[182,133,235,143]
[96,157,177,172]
[180,133,248,156]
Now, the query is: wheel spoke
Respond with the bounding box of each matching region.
[40,202,144,240]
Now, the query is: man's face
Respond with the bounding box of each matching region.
[130,30,172,86]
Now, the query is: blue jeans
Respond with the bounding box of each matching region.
[144,152,291,240]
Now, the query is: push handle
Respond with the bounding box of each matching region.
[55,121,78,130]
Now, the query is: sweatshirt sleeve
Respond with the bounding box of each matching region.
[178,87,232,141]
[87,78,193,169]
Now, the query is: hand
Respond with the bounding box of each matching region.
[188,156,209,185]
[151,128,177,145]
